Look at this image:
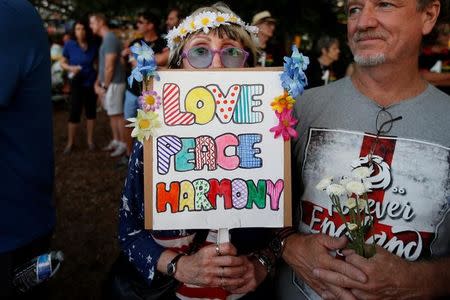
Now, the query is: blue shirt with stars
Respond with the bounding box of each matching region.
[119,141,272,285]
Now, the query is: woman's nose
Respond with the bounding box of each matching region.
[210,51,223,68]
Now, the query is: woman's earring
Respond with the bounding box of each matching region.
[177,56,182,66]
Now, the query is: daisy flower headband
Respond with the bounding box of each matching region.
[166,11,259,50]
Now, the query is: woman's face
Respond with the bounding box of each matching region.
[75,23,86,41]
[181,32,247,69]
[325,41,340,62]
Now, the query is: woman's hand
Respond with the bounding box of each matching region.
[175,243,248,288]
[222,255,268,294]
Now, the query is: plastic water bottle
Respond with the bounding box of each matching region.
[68,65,82,79]
[12,251,64,293]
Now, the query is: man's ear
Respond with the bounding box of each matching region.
[422,0,440,35]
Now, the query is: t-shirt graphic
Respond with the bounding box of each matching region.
[295,128,450,299]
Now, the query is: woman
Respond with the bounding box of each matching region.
[118,3,275,300]
[60,20,98,153]
[306,35,341,88]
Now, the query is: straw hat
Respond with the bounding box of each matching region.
[252,10,276,25]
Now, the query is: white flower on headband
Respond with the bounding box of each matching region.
[186,16,198,32]
[166,11,259,50]
[245,25,259,35]
[215,12,231,25]
[196,12,217,33]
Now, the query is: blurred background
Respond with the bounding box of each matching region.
[26,0,449,299]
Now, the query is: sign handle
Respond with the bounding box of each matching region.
[217,228,230,243]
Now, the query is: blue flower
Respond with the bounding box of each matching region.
[128,66,143,87]
[130,41,155,65]
[139,60,159,79]
[280,45,309,98]
[127,41,159,87]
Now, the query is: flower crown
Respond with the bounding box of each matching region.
[166,11,259,50]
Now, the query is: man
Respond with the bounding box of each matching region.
[0,0,56,296]
[277,0,450,299]
[166,7,182,32]
[89,13,127,157]
[121,11,169,163]
[252,10,284,67]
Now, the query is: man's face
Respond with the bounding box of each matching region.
[347,0,431,66]
[166,11,179,30]
[89,16,100,35]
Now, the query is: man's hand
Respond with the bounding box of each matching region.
[94,84,104,96]
[283,233,367,299]
[313,246,427,299]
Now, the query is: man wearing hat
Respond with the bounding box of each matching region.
[252,10,284,67]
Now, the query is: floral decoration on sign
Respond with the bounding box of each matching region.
[280,45,309,98]
[316,166,376,258]
[271,92,295,113]
[127,41,160,88]
[270,45,309,141]
[126,109,162,143]
[139,90,161,112]
[269,109,298,141]
[127,41,162,142]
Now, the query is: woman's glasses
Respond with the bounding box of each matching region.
[181,46,249,69]
[368,108,402,165]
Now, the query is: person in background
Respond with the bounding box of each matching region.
[0,0,56,297]
[166,6,183,32]
[89,13,127,158]
[118,3,276,300]
[277,0,450,299]
[62,32,71,44]
[252,10,284,67]
[50,36,64,62]
[121,11,169,165]
[419,21,450,94]
[306,35,341,88]
[60,20,98,154]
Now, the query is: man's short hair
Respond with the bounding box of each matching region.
[345,0,441,11]
[138,10,160,30]
[90,13,108,25]
[417,0,437,9]
[168,7,184,20]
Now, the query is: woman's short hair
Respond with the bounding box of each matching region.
[167,3,258,69]
[315,35,339,55]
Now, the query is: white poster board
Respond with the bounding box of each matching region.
[144,68,291,230]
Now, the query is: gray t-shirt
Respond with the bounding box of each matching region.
[277,77,450,299]
[99,31,125,84]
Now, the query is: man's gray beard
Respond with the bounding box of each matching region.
[354,53,386,66]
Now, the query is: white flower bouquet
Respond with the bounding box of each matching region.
[316,166,375,258]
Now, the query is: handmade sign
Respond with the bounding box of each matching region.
[143,68,292,230]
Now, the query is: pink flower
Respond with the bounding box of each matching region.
[270,109,298,141]
[139,90,161,112]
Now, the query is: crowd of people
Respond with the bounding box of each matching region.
[1,0,449,299]
[51,6,300,168]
